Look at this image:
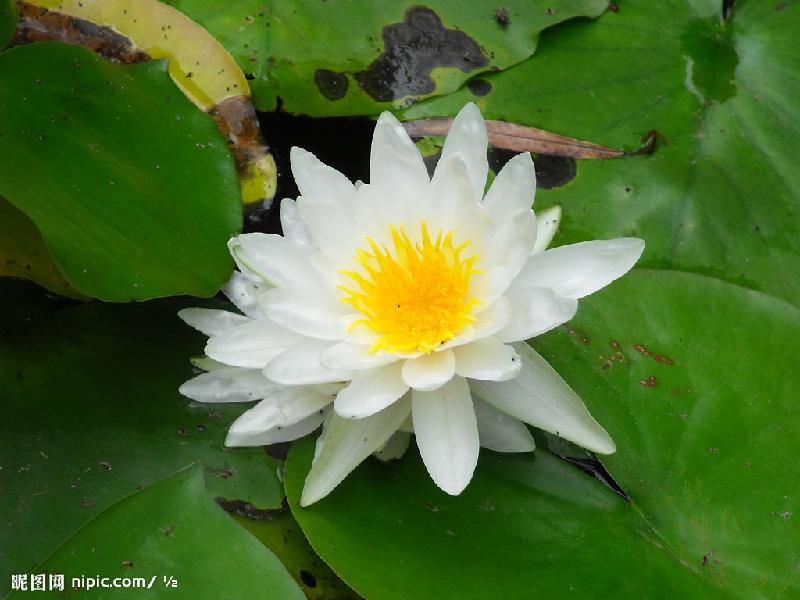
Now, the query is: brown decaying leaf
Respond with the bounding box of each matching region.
[403,117,656,159]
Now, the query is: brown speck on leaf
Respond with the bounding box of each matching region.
[81,498,95,507]
[633,343,651,357]
[610,352,625,362]
[446,529,456,537]
[709,447,720,455]
[639,375,657,388]
[214,467,234,479]
[121,560,133,571]
[654,354,674,365]
[425,501,440,512]
[98,460,112,471]
[494,7,510,27]
[777,511,792,520]
[608,2,619,11]
[701,551,713,566]
[479,500,496,512]
[610,340,621,349]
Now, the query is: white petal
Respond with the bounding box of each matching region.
[374,431,411,462]
[499,286,578,343]
[280,198,314,248]
[190,356,226,371]
[296,194,358,265]
[228,232,318,288]
[402,349,456,391]
[370,111,429,199]
[412,376,479,495]
[320,340,401,371]
[334,362,409,418]
[290,147,355,205]
[437,102,488,201]
[263,339,352,385]
[259,287,349,341]
[481,210,537,287]
[222,271,266,319]
[300,395,411,506]
[453,337,521,381]
[531,205,561,254]
[438,296,512,350]
[205,318,303,368]
[178,308,249,337]
[472,396,536,453]
[226,409,326,447]
[227,387,331,434]
[482,152,536,226]
[471,343,615,454]
[515,238,645,299]
[429,154,478,231]
[179,367,281,403]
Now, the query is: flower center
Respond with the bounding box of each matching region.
[340,223,481,354]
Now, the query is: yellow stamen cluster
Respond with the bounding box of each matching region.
[340,223,481,354]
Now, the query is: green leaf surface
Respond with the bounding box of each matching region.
[285,437,716,599]
[164,0,609,115]
[534,269,800,598]
[232,512,361,600]
[0,297,283,592]
[0,42,242,301]
[0,0,16,48]
[404,0,800,306]
[17,465,304,599]
[285,270,800,599]
[0,198,81,298]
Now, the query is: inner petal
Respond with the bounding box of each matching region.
[339,223,482,354]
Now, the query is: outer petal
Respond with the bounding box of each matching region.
[471,343,615,454]
[263,339,352,385]
[300,395,411,506]
[482,152,536,226]
[472,396,536,453]
[515,238,645,299]
[374,431,412,462]
[290,147,355,205]
[280,198,314,248]
[226,409,326,447]
[178,308,249,337]
[481,210,537,287]
[437,102,488,202]
[428,155,479,232]
[498,286,578,343]
[453,337,521,381]
[334,362,409,418]
[179,367,281,403]
[228,232,319,288]
[531,205,561,254]
[438,296,512,350]
[205,318,303,368]
[402,349,456,391]
[222,271,265,319]
[370,111,429,200]
[320,340,402,371]
[225,387,333,445]
[259,287,349,341]
[412,376,479,496]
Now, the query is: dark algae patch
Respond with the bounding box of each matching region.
[488,147,577,189]
[466,78,492,96]
[314,69,349,100]
[356,6,487,102]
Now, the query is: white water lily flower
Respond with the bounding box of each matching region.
[178,102,644,506]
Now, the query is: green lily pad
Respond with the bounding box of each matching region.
[285,270,800,598]
[0,198,81,298]
[231,512,361,600]
[18,465,304,600]
[165,0,609,115]
[286,438,716,599]
[0,42,242,301]
[404,0,800,306]
[1,0,16,48]
[0,296,284,592]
